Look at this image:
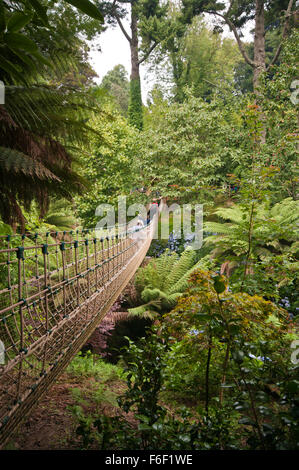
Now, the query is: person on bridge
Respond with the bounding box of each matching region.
[146,202,158,225]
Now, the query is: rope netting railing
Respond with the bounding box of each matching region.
[0,204,161,446]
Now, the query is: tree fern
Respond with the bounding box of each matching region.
[155,250,178,281]
[0,146,59,180]
[203,199,299,283]
[43,198,78,231]
[0,83,100,227]
[0,1,104,229]
[127,303,159,319]
[162,247,197,292]
[128,249,203,319]
[168,258,204,295]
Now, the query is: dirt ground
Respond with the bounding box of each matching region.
[6,373,129,450]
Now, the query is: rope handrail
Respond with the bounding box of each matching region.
[0,219,148,241]
[0,201,164,447]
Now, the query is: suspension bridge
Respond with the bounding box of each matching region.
[0,201,162,447]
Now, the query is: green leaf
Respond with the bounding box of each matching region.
[31,51,52,67]
[0,56,25,82]
[138,423,151,431]
[4,33,38,53]
[28,0,50,27]
[213,275,227,294]
[286,380,299,394]
[64,0,104,22]
[178,434,191,443]
[196,312,210,320]
[239,417,256,426]
[0,147,60,181]
[8,48,37,69]
[232,350,245,364]
[152,422,163,431]
[7,12,33,32]
[0,1,6,32]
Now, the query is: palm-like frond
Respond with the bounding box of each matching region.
[128,302,161,319]
[203,199,299,274]
[204,222,236,237]
[212,206,245,224]
[162,247,197,292]
[155,250,178,281]
[270,198,299,226]
[0,0,105,229]
[43,198,78,231]
[128,249,203,318]
[0,82,100,227]
[169,258,205,294]
[0,146,59,180]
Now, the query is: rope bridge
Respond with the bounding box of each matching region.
[0,203,161,446]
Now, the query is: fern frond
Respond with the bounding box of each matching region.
[213,206,244,224]
[204,222,236,235]
[270,198,299,225]
[203,234,225,245]
[155,250,178,282]
[141,287,166,303]
[128,247,203,317]
[163,247,197,292]
[0,146,59,180]
[161,292,182,310]
[168,258,203,295]
[127,304,158,319]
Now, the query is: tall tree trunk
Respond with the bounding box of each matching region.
[128,2,143,130]
[253,0,266,93]
[130,4,139,82]
[253,0,266,143]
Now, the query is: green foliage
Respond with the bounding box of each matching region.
[100,65,129,115]
[67,350,126,381]
[204,197,299,296]
[166,269,289,349]
[135,92,245,203]
[0,83,95,227]
[43,199,78,231]
[162,269,298,449]
[0,0,298,453]
[0,229,57,292]
[0,221,12,236]
[163,337,225,400]
[0,0,105,228]
[75,103,140,228]
[72,327,244,450]
[59,269,299,450]
[68,351,128,449]
[234,30,282,94]
[231,359,299,450]
[259,29,299,200]
[0,146,58,180]
[119,331,167,422]
[128,78,143,130]
[105,315,152,364]
[65,0,104,21]
[0,0,103,82]
[128,248,203,318]
[166,17,242,100]
[113,329,241,450]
